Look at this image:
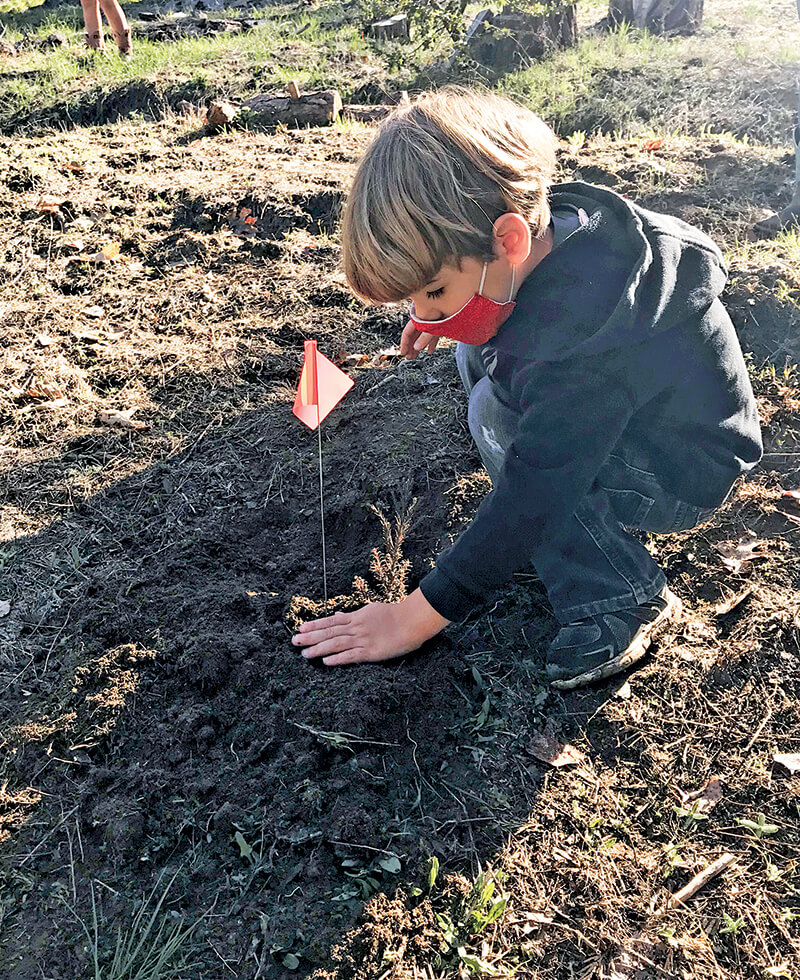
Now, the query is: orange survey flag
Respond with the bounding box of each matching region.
[292,339,354,430]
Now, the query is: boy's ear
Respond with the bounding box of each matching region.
[492,212,532,265]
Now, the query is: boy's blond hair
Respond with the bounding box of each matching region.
[342,87,558,304]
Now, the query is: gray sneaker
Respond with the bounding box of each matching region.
[545,586,682,690]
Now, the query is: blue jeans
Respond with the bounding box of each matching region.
[456,343,719,624]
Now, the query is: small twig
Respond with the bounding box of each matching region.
[666,852,737,909]
[18,805,79,866]
[292,722,400,747]
[745,688,777,751]
[327,840,401,857]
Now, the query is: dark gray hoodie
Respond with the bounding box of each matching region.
[419,182,763,623]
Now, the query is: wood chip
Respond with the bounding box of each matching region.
[97,409,148,431]
[713,535,770,573]
[527,732,585,768]
[0,600,10,617]
[679,775,723,812]
[773,753,800,774]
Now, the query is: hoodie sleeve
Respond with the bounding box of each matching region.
[419,353,638,622]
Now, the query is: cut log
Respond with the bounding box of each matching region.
[367,14,409,40]
[245,90,342,127]
[608,0,704,35]
[466,2,578,72]
[752,200,800,238]
[342,104,394,123]
[206,99,238,127]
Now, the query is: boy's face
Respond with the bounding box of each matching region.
[408,256,497,322]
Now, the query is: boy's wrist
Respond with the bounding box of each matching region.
[400,588,451,644]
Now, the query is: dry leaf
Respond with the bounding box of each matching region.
[62,237,85,252]
[614,680,632,699]
[83,241,121,264]
[72,329,103,343]
[0,600,10,617]
[25,382,64,400]
[72,216,95,232]
[84,305,105,319]
[642,137,664,152]
[714,587,753,616]
[35,333,54,347]
[527,732,585,768]
[713,535,770,573]
[21,397,68,412]
[778,490,800,520]
[37,195,65,214]
[680,776,723,813]
[773,753,800,774]
[98,409,148,431]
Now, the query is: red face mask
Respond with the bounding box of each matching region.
[409,264,516,346]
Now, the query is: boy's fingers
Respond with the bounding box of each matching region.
[322,651,365,666]
[296,611,351,633]
[400,320,420,358]
[301,635,358,659]
[413,331,435,352]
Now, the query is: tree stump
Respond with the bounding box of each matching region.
[367,14,409,40]
[466,2,578,72]
[608,0,704,35]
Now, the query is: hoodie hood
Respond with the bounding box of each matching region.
[494,181,729,361]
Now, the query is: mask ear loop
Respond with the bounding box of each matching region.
[478,262,516,301]
[478,262,489,296]
[507,263,516,302]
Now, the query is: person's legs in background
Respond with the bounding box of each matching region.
[80,0,132,56]
[99,0,132,56]
[80,0,105,51]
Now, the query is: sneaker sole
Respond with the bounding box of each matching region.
[549,589,683,691]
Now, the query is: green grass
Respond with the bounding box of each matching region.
[499,14,799,142]
[0,0,797,143]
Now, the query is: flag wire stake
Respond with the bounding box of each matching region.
[317,401,328,604]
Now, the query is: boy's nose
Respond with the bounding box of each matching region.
[412,302,444,323]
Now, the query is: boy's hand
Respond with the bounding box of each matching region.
[292,588,450,666]
[401,320,439,360]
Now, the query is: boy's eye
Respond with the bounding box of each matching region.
[426,287,445,299]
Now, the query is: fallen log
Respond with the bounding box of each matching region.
[246,89,342,127]
[206,90,343,130]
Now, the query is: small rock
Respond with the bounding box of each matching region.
[196,724,216,744]
[39,32,68,49]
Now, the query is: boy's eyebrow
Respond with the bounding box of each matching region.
[422,271,446,290]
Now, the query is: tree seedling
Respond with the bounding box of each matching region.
[720,912,746,935]
[737,813,780,838]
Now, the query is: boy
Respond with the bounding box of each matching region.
[292,87,762,689]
